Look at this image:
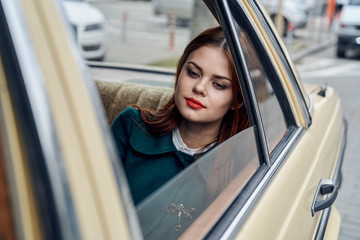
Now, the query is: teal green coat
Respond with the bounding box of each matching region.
[111,107,202,205]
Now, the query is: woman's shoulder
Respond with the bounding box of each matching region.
[120,106,140,118]
[112,106,142,126]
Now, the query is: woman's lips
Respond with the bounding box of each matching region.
[185,98,205,109]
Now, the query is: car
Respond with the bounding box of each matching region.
[63,0,107,60]
[0,0,346,239]
[336,0,360,57]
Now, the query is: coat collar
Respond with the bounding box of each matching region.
[129,120,177,155]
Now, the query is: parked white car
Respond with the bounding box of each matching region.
[63,0,107,61]
[336,0,360,57]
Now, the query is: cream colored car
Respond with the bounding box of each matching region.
[0,0,346,239]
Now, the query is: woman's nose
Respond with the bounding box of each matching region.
[193,79,207,96]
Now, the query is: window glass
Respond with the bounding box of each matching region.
[136,127,259,239]
[230,7,289,153]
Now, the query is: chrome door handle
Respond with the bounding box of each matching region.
[311,179,338,217]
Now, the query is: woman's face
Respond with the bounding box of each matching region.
[175,45,234,128]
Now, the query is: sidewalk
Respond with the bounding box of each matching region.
[289,22,337,62]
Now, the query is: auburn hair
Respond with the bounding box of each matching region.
[135,27,250,144]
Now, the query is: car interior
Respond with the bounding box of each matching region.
[95,80,173,124]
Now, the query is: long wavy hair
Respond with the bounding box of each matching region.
[135,27,250,144]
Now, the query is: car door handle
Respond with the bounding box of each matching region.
[311,179,338,217]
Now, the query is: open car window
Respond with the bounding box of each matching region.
[59,0,296,238]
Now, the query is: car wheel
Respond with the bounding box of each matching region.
[336,45,346,58]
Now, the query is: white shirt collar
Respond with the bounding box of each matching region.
[172,127,215,155]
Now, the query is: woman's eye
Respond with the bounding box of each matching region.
[212,82,227,90]
[187,69,200,78]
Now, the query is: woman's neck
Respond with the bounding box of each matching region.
[178,121,219,149]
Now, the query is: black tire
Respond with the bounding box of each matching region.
[88,54,106,61]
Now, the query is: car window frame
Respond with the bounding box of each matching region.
[227,2,298,158]
[213,0,298,164]
[249,0,312,128]
[198,0,306,238]
[79,0,308,238]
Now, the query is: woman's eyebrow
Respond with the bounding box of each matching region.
[214,74,231,82]
[188,61,203,73]
[188,61,231,81]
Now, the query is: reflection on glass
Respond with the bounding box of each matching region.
[136,127,259,240]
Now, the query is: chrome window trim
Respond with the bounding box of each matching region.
[249,0,312,128]
[0,0,80,239]
[88,61,176,76]
[219,127,305,239]
[55,1,143,239]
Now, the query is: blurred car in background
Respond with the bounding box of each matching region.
[260,0,308,36]
[63,0,107,60]
[336,0,360,57]
[153,0,308,35]
[153,0,194,26]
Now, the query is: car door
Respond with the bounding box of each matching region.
[0,0,345,239]
[212,0,345,239]
[115,0,344,239]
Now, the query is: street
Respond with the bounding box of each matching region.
[297,47,360,240]
[93,1,191,64]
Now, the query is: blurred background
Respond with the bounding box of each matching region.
[63,0,360,239]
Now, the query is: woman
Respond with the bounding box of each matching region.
[111,26,249,205]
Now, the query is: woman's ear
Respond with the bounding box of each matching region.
[230,101,244,110]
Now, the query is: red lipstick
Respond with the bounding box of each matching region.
[185,98,205,109]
